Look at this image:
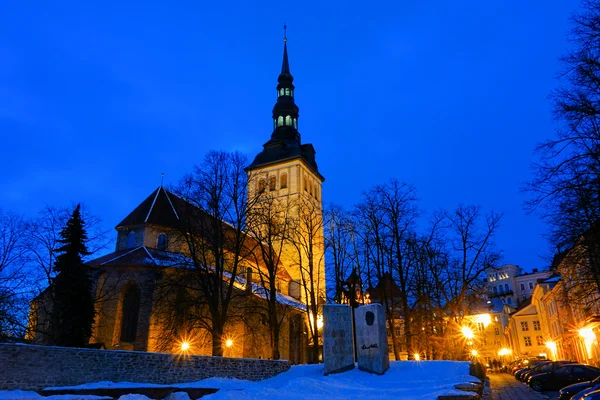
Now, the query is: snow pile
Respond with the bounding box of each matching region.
[0,360,478,400]
[190,360,479,399]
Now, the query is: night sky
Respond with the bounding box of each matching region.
[0,0,580,271]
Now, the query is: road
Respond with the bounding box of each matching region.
[486,372,558,400]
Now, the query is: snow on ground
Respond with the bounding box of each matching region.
[0,360,479,400]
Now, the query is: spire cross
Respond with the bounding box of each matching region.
[283,24,287,42]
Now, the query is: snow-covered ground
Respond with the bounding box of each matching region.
[0,360,479,400]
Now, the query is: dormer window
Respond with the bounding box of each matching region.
[127,231,136,248]
[157,233,168,250]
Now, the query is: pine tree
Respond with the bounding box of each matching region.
[51,204,95,347]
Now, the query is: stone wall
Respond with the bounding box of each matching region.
[0,343,291,391]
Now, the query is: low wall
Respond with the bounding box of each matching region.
[0,343,291,391]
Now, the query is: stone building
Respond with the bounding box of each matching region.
[27,37,325,363]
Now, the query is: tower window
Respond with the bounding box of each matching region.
[284,88,291,96]
[278,88,285,97]
[127,231,136,248]
[269,176,276,191]
[157,233,168,250]
[285,115,292,126]
[280,173,288,189]
[277,116,284,127]
[258,179,266,192]
[293,118,298,129]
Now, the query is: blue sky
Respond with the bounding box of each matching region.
[0,0,580,270]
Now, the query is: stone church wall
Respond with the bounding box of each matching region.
[0,343,291,391]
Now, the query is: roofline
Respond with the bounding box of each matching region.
[246,155,325,182]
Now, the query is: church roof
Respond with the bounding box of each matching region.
[88,246,301,310]
[116,186,183,228]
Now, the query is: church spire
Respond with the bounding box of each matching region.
[272,26,299,141]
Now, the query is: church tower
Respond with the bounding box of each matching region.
[246,34,325,306]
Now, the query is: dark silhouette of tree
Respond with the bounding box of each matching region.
[528,0,600,296]
[51,204,95,347]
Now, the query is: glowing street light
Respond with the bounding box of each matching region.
[180,341,190,352]
[414,353,421,361]
[498,348,512,357]
[471,349,478,357]
[225,339,233,348]
[579,328,596,359]
[461,326,475,340]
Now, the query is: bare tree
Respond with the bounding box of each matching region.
[245,184,296,360]
[291,194,326,363]
[164,151,256,357]
[324,203,354,304]
[0,210,30,339]
[527,0,600,295]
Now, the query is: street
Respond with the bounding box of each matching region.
[486,372,558,400]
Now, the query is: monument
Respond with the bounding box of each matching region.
[354,303,389,375]
[322,305,355,375]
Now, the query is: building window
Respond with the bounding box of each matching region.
[304,177,308,192]
[293,118,298,129]
[507,297,512,305]
[495,327,500,336]
[493,286,497,294]
[285,115,292,126]
[269,176,276,191]
[537,336,544,346]
[524,336,532,347]
[278,88,284,97]
[521,283,525,291]
[533,321,541,331]
[529,282,534,290]
[120,284,141,343]
[505,283,509,292]
[280,173,288,188]
[258,179,266,192]
[277,116,284,126]
[127,231,136,248]
[521,321,529,331]
[157,233,168,250]
[477,322,485,331]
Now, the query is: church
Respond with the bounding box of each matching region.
[28,37,326,363]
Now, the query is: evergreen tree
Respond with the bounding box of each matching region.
[51,204,95,347]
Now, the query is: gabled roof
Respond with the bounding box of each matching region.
[116,186,182,228]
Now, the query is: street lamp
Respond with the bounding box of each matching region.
[461,326,475,340]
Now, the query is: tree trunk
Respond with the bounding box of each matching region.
[212,324,224,357]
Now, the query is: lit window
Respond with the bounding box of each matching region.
[284,88,291,96]
[278,88,284,97]
[521,321,529,331]
[293,118,298,129]
[157,233,168,250]
[533,321,541,331]
[127,231,136,248]
[277,116,284,126]
[269,176,276,191]
[280,173,288,189]
[285,115,292,126]
[524,336,532,346]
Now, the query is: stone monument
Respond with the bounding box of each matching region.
[322,304,355,375]
[354,303,389,375]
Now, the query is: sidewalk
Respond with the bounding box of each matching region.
[484,373,550,400]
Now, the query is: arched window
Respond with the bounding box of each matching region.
[293,119,298,129]
[269,176,276,191]
[507,297,512,305]
[127,231,135,248]
[258,179,266,192]
[278,88,284,97]
[280,173,288,189]
[285,115,292,126]
[277,116,284,126]
[157,233,168,250]
[120,284,141,343]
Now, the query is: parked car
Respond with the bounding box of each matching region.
[582,389,600,399]
[517,361,550,381]
[529,364,600,392]
[524,361,577,384]
[558,376,600,400]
